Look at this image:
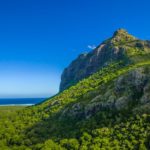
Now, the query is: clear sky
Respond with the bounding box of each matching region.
[0,0,150,98]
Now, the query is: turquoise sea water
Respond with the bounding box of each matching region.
[0,98,45,106]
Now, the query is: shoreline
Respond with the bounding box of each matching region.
[0,104,34,106]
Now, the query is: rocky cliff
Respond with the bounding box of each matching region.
[60,29,150,91]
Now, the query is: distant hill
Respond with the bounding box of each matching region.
[0,29,150,149]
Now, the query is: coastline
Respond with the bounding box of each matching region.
[0,104,34,106]
[0,98,45,107]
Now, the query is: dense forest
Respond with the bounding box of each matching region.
[0,29,150,149]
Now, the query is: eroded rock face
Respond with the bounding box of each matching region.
[60,66,150,119]
[60,31,125,91]
[60,44,124,91]
[59,29,150,91]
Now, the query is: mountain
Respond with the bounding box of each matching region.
[0,29,150,149]
[60,29,150,91]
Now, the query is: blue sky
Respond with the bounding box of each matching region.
[0,0,150,98]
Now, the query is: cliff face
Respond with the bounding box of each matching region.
[60,29,150,91]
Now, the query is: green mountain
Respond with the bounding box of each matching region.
[0,29,150,150]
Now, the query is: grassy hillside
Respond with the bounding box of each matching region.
[0,106,26,112]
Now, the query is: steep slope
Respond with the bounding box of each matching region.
[60,29,150,91]
[0,29,150,149]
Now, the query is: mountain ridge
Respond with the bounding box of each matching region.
[60,29,150,91]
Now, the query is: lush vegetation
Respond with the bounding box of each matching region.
[0,54,150,149]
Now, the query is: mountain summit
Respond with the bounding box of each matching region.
[113,28,135,38]
[60,29,150,91]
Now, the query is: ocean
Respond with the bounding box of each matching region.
[0,98,45,106]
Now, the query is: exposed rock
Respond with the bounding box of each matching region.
[60,66,150,119]
[115,96,129,110]
[140,83,150,104]
[60,29,150,91]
